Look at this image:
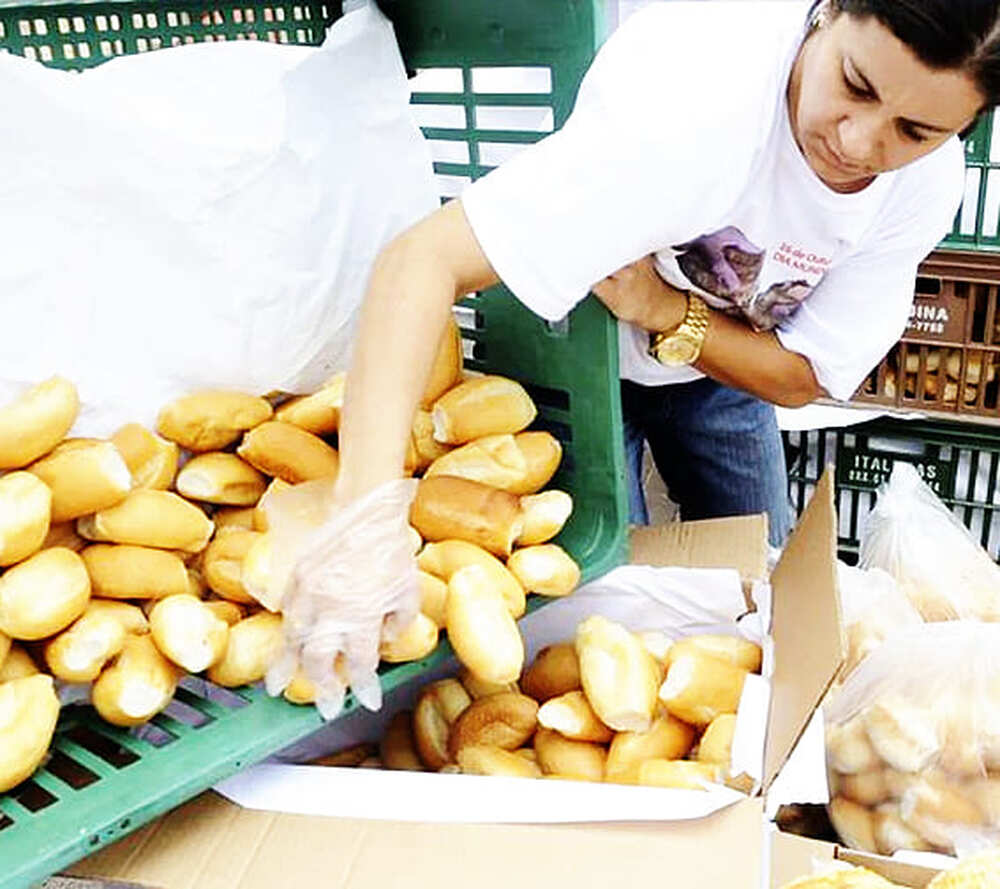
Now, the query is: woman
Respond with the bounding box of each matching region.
[278,0,997,709]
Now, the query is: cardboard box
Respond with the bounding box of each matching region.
[70,470,844,889]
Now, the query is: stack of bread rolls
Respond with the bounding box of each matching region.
[882,346,997,406]
[0,316,583,793]
[316,619,761,787]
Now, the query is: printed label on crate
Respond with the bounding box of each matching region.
[905,294,966,341]
[836,448,957,497]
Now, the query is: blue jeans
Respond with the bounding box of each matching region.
[622,377,794,547]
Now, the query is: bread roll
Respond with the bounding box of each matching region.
[658,651,748,728]
[417,570,449,628]
[149,594,229,673]
[157,390,273,452]
[457,668,519,700]
[964,775,1000,827]
[0,376,78,470]
[274,373,346,435]
[576,615,660,732]
[379,613,439,663]
[636,759,722,790]
[81,544,191,599]
[424,433,529,491]
[533,727,605,782]
[863,696,941,774]
[206,612,283,687]
[417,539,526,618]
[79,490,214,553]
[203,530,262,604]
[240,532,282,611]
[43,607,127,682]
[0,674,61,793]
[697,713,738,767]
[538,690,612,743]
[829,796,879,853]
[83,599,149,635]
[448,692,539,758]
[111,423,179,490]
[827,716,882,775]
[431,375,537,445]
[42,520,86,553]
[421,316,464,408]
[898,775,986,849]
[405,410,453,475]
[281,667,319,706]
[457,745,543,779]
[446,565,524,685]
[507,544,580,598]
[212,507,258,534]
[665,634,763,674]
[517,490,573,546]
[521,643,581,702]
[176,453,267,506]
[411,477,524,558]
[0,630,10,669]
[237,421,339,484]
[413,678,472,770]
[380,710,425,771]
[0,471,51,566]
[927,848,1000,889]
[509,432,562,495]
[92,633,181,727]
[605,714,697,783]
[637,631,672,665]
[252,478,292,532]
[0,547,90,640]
[0,645,39,681]
[28,438,132,522]
[872,803,933,855]
[838,769,891,807]
[203,600,245,626]
[310,743,377,768]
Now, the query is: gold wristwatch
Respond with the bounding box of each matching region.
[648,293,711,366]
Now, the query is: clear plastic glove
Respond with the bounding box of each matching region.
[264,477,420,720]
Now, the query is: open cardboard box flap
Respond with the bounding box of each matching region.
[770,831,942,888]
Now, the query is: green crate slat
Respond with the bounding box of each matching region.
[0,3,626,886]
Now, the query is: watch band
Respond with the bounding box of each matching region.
[648,293,711,365]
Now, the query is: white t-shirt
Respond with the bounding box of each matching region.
[461,1,964,401]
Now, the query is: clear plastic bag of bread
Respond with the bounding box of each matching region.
[859,462,1000,621]
[824,621,1000,858]
[262,477,421,720]
[836,562,922,682]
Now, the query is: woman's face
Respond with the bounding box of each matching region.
[788,11,984,192]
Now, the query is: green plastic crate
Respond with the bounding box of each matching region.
[942,112,1000,251]
[784,416,1000,562]
[0,3,627,886]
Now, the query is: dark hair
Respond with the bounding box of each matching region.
[813,0,1000,136]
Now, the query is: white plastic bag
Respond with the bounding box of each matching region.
[859,463,1000,621]
[824,622,1000,858]
[0,4,437,436]
[836,562,923,681]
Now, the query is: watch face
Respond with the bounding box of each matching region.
[656,335,699,366]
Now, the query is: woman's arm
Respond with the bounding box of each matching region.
[336,199,499,503]
[592,256,823,408]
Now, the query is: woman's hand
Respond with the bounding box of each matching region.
[592,255,688,332]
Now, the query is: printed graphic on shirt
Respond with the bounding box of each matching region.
[670,225,819,332]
